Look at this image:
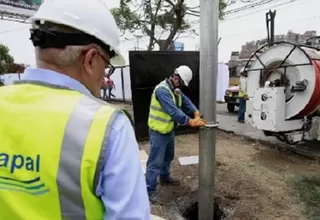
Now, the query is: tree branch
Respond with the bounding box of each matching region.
[146,0,163,50]
[186,6,199,10]
[173,31,181,41]
[187,9,199,13]
[161,0,185,50]
[185,12,199,17]
[163,0,175,8]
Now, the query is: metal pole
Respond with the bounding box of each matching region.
[120,67,126,102]
[198,0,219,218]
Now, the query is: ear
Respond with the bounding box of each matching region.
[83,49,98,76]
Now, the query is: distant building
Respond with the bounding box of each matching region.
[228,30,320,77]
[239,30,320,59]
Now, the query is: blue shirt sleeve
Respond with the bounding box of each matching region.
[155,87,190,125]
[95,113,151,220]
[181,92,198,116]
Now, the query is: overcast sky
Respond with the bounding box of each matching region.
[0,0,319,66]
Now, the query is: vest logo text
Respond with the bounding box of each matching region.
[0,153,40,173]
[0,153,49,195]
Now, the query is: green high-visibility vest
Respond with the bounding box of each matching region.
[0,81,121,220]
[148,80,182,134]
[239,76,248,97]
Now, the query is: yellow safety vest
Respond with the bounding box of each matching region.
[0,80,120,220]
[148,80,182,134]
[238,76,248,97]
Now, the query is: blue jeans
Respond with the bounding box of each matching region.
[146,129,175,194]
[238,97,246,122]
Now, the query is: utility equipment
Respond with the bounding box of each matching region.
[245,41,320,144]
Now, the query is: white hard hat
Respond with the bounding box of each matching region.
[29,0,125,66]
[175,65,193,86]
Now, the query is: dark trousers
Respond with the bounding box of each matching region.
[238,97,246,122]
[108,88,115,99]
[145,129,174,194]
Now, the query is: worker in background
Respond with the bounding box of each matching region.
[101,76,108,100]
[146,65,207,202]
[106,75,116,99]
[0,0,151,219]
[238,68,248,123]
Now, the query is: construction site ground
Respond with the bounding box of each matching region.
[114,101,320,220]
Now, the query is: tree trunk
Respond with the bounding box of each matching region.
[159,0,184,50]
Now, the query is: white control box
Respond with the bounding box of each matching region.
[251,87,303,132]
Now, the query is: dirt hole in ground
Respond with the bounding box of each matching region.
[182,201,226,220]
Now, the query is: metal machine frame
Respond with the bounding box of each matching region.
[244,41,320,87]
[243,41,320,144]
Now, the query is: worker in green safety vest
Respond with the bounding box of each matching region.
[146,65,207,202]
[0,0,151,219]
[238,68,248,123]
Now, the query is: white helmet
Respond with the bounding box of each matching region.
[29,0,125,66]
[175,65,193,86]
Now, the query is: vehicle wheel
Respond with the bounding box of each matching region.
[227,104,235,112]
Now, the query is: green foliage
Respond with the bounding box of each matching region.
[112,0,227,51]
[7,63,26,73]
[0,44,14,74]
[293,175,320,219]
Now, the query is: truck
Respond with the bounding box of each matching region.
[224,85,239,113]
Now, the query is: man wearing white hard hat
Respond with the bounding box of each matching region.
[146,65,206,202]
[0,0,150,219]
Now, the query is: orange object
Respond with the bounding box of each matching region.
[188,117,206,127]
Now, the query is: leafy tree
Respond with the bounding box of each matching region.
[8,63,26,73]
[0,44,14,74]
[111,0,227,51]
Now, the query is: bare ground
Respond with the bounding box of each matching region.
[113,102,320,220]
[140,132,320,220]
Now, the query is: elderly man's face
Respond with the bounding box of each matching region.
[81,47,110,97]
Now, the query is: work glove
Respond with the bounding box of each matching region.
[194,111,201,118]
[188,117,206,128]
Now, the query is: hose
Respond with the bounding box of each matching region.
[297,60,320,117]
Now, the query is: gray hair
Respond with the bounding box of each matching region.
[33,21,103,68]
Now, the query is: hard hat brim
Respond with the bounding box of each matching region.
[110,49,126,66]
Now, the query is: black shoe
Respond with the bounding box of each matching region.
[148,192,160,204]
[159,177,180,186]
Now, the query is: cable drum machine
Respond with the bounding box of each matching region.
[244,41,320,145]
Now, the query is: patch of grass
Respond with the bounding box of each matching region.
[292,175,320,220]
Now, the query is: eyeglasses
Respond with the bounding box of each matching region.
[82,48,115,75]
[96,51,115,75]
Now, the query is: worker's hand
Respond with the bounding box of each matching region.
[194,111,201,118]
[188,117,206,128]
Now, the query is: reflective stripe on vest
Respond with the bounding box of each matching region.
[0,80,120,220]
[148,81,182,134]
